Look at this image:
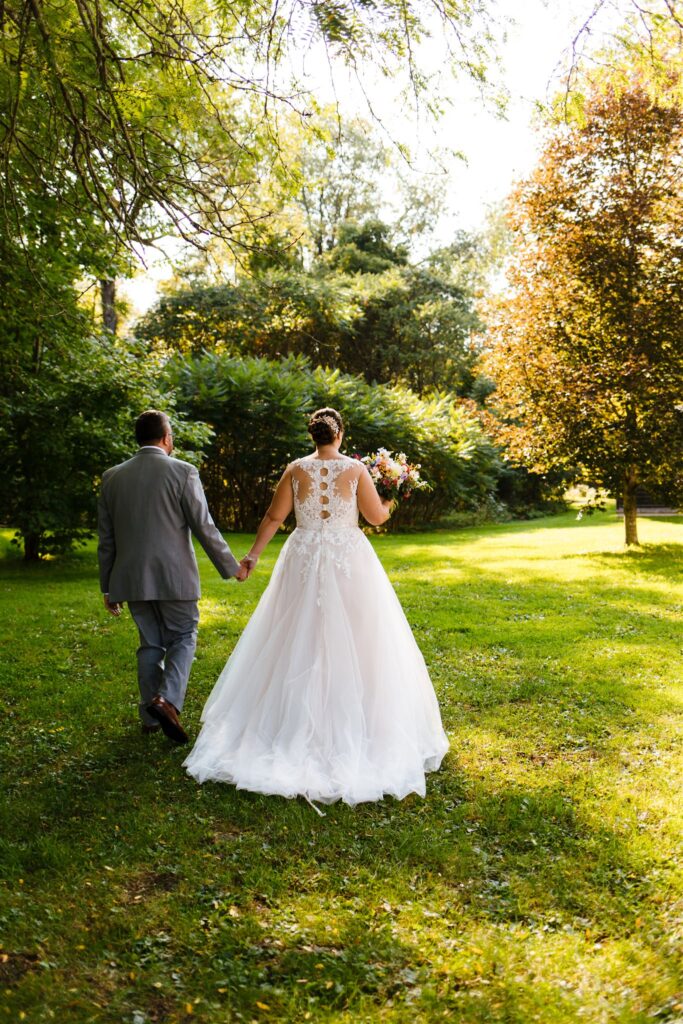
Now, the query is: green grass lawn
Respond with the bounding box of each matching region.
[1,510,682,1023]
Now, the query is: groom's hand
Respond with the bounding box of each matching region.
[103,594,123,617]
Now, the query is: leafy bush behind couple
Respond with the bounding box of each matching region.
[0,335,521,559]
[166,352,502,532]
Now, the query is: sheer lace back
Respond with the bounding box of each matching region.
[291,458,360,529]
[184,453,450,805]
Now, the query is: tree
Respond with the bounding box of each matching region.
[289,112,449,260]
[0,1,499,257]
[1,0,501,351]
[0,0,502,557]
[336,261,480,393]
[486,77,683,545]
[296,117,392,258]
[0,177,208,559]
[175,106,455,283]
[136,271,360,366]
[326,220,409,275]
[0,220,206,560]
[0,329,209,559]
[137,218,483,395]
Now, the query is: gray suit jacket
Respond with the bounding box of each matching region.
[97,448,240,602]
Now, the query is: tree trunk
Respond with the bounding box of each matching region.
[23,532,41,561]
[622,472,639,546]
[100,278,118,334]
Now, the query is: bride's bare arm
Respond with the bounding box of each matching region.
[245,466,294,566]
[357,466,393,525]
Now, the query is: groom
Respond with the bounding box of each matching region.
[97,410,248,744]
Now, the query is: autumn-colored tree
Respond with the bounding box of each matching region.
[486,77,683,545]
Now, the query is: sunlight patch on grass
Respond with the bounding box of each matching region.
[1,513,681,1022]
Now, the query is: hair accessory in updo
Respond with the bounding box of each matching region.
[318,415,339,435]
[308,407,344,445]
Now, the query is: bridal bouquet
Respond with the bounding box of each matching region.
[355,448,428,503]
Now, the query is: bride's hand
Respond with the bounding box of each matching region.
[239,554,258,580]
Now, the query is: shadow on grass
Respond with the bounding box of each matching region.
[1,737,651,889]
[1,720,670,1022]
[1,519,681,1021]
[0,553,97,585]
[569,542,683,578]
[192,536,681,732]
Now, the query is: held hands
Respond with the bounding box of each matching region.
[235,554,258,582]
[103,595,123,617]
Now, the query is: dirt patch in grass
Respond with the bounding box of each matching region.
[207,826,244,845]
[0,950,40,985]
[145,991,177,1022]
[125,870,180,903]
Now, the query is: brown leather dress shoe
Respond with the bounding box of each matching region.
[141,723,161,735]
[147,695,189,744]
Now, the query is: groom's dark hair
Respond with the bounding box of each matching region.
[135,410,171,445]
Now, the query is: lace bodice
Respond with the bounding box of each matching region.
[291,458,360,530]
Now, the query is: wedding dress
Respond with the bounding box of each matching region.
[183,456,449,806]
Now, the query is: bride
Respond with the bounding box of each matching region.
[183,407,449,807]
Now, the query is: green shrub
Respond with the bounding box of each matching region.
[0,338,209,559]
[165,353,502,530]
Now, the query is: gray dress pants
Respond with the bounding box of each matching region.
[127,600,200,725]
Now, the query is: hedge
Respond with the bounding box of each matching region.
[165,353,502,531]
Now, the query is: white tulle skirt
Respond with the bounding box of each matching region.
[183,526,449,806]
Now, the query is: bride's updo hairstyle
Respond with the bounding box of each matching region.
[308,407,344,446]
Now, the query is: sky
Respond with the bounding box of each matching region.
[122,0,620,315]
[304,0,581,231]
[430,0,584,230]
